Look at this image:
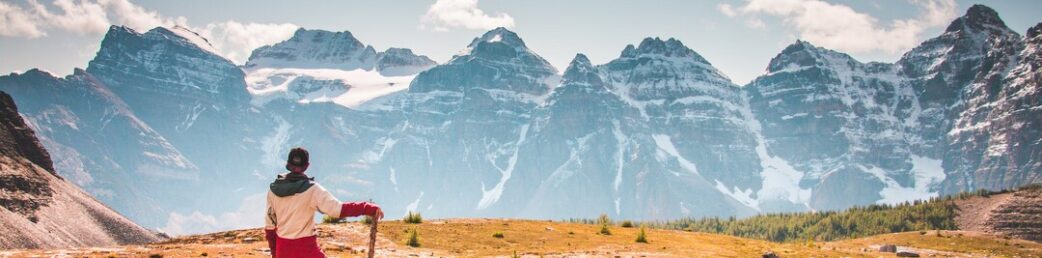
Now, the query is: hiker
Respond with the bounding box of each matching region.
[264,147,383,258]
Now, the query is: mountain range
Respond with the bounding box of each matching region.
[0,4,1039,235]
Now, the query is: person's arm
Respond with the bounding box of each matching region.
[264,193,277,257]
[311,184,382,219]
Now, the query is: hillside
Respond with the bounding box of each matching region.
[1,219,1040,257]
[646,184,1042,244]
[0,91,161,249]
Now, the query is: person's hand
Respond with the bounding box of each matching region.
[373,207,384,221]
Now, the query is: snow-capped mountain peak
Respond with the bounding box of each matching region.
[416,27,558,95]
[245,28,378,70]
[468,27,527,49]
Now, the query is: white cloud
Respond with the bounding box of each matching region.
[197,21,299,64]
[717,3,737,18]
[0,1,45,37]
[0,0,298,64]
[420,0,514,31]
[745,18,766,29]
[720,0,957,54]
[97,0,186,30]
[29,0,110,35]
[160,193,266,236]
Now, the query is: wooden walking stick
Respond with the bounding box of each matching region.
[368,215,378,258]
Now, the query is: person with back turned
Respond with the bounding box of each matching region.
[264,147,383,258]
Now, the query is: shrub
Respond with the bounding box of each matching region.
[635,225,648,243]
[406,227,421,247]
[492,232,505,238]
[322,215,343,224]
[599,223,612,235]
[361,215,373,225]
[510,251,520,258]
[620,220,634,228]
[597,213,612,235]
[148,255,162,258]
[403,211,423,224]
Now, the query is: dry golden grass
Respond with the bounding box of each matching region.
[378,219,849,257]
[828,230,1042,257]
[2,219,1040,257]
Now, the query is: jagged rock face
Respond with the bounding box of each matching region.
[86,25,261,158]
[601,38,762,199]
[971,23,1042,190]
[747,41,930,210]
[744,5,1042,211]
[895,5,1030,192]
[0,91,160,249]
[84,26,261,176]
[0,91,53,174]
[340,27,562,218]
[0,91,55,217]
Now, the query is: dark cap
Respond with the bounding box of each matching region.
[286,147,309,172]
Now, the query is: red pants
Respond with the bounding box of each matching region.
[266,229,325,258]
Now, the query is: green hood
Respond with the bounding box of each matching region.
[270,173,314,197]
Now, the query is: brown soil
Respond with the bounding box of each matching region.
[954,192,1014,232]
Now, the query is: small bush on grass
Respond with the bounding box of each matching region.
[635,225,648,243]
[322,215,343,224]
[598,213,612,235]
[360,215,373,225]
[599,223,612,235]
[403,211,423,224]
[492,232,505,238]
[406,227,421,247]
[620,220,634,228]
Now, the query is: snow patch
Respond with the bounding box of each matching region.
[869,155,946,205]
[244,68,415,108]
[260,118,293,169]
[714,180,759,210]
[477,124,530,210]
[651,134,699,176]
[739,93,812,208]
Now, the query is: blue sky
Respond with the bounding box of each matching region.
[1,0,1040,84]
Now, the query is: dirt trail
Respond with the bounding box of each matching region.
[954,192,1013,232]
